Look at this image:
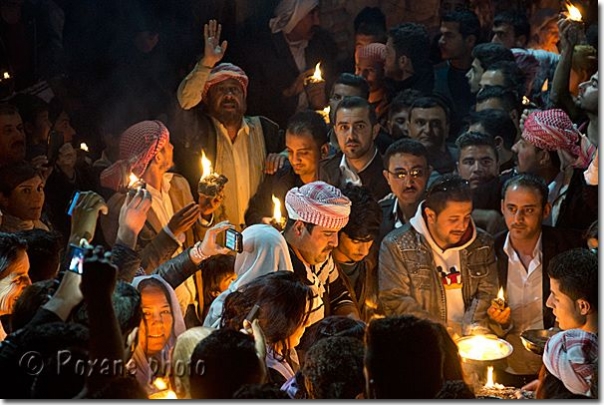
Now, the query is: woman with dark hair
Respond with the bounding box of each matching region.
[130,275,185,394]
[220,271,313,387]
[0,232,31,340]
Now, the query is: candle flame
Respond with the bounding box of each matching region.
[200,150,212,180]
[79,142,89,152]
[565,1,582,22]
[311,62,323,82]
[2,71,9,79]
[522,96,530,105]
[150,378,177,399]
[497,287,505,301]
[153,378,168,390]
[484,366,505,389]
[128,173,139,188]
[272,195,282,221]
[320,105,330,124]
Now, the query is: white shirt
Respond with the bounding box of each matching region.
[338,148,378,187]
[546,169,572,226]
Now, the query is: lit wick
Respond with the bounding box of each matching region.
[484,367,505,389]
[198,150,228,198]
[270,194,286,231]
[305,62,324,86]
[2,71,10,80]
[522,96,530,106]
[491,287,507,311]
[79,142,89,152]
[565,1,582,22]
[319,105,331,124]
[149,378,177,400]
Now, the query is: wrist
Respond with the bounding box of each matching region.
[189,242,210,265]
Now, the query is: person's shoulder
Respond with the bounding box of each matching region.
[382,223,414,246]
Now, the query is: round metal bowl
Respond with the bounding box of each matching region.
[456,335,514,363]
[520,328,561,355]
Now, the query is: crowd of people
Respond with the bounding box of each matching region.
[0,0,598,399]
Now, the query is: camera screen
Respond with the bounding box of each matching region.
[225,229,237,249]
[69,247,85,274]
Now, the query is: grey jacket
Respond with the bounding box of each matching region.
[378,225,498,335]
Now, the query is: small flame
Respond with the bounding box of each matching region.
[320,105,330,124]
[153,378,168,391]
[2,71,9,79]
[497,287,505,301]
[128,173,139,188]
[522,96,530,105]
[150,378,177,399]
[272,195,282,221]
[484,367,505,389]
[311,62,323,82]
[565,1,582,22]
[79,142,89,152]
[200,150,213,180]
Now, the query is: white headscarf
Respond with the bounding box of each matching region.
[269,0,319,34]
[203,224,293,327]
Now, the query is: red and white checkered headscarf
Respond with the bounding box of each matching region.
[285,181,351,230]
[100,120,170,190]
[355,43,386,65]
[202,63,249,100]
[542,329,598,397]
[522,109,596,169]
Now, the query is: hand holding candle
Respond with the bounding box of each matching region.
[269,194,286,231]
[197,150,228,201]
[487,287,511,326]
[491,287,507,310]
[304,62,327,110]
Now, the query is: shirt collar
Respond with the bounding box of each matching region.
[503,231,543,261]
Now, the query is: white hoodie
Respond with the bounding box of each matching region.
[409,202,477,327]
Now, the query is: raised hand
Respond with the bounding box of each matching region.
[168,202,201,236]
[117,187,152,248]
[201,19,228,68]
[70,191,109,244]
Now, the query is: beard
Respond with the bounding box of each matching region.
[214,109,244,127]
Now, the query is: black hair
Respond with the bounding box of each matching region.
[493,10,531,45]
[0,160,40,196]
[0,232,27,280]
[303,336,365,399]
[286,109,329,147]
[189,329,263,399]
[435,380,476,399]
[424,174,472,215]
[8,93,49,125]
[484,60,526,99]
[0,103,20,117]
[334,96,377,126]
[354,7,387,43]
[388,23,431,71]
[332,73,370,100]
[547,248,598,311]
[383,138,429,170]
[475,85,520,114]
[232,383,291,399]
[468,108,517,149]
[10,279,58,332]
[501,173,548,209]
[409,96,450,123]
[340,184,382,242]
[441,10,481,41]
[200,253,235,315]
[455,131,498,161]
[388,88,425,116]
[16,229,63,283]
[471,43,515,70]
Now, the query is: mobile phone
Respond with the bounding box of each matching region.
[245,304,261,323]
[224,228,243,253]
[66,191,80,216]
[66,244,85,275]
[47,130,64,163]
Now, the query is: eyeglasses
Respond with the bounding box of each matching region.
[386,168,425,180]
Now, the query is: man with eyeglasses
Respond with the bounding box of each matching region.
[378,139,437,244]
[379,174,498,338]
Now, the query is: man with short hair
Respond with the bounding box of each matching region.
[407,96,457,175]
[466,42,515,94]
[283,181,359,324]
[245,110,329,226]
[546,248,597,333]
[488,174,583,377]
[479,60,527,99]
[385,89,424,140]
[379,174,498,336]
[468,108,517,172]
[475,85,522,136]
[0,104,26,167]
[355,43,389,126]
[379,138,433,242]
[333,184,382,322]
[435,10,481,139]
[491,10,531,50]
[384,23,434,95]
[320,96,390,201]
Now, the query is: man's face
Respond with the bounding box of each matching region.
[479,69,505,91]
[30,110,52,143]
[491,23,517,49]
[0,175,45,221]
[52,111,76,143]
[355,55,385,92]
[457,145,498,189]
[0,113,26,164]
[546,278,584,330]
[576,72,598,114]
[335,233,374,263]
[286,131,322,181]
[502,185,549,243]
[408,107,449,152]
[384,37,402,80]
[207,79,246,126]
[294,222,339,265]
[0,248,30,315]
[329,84,364,123]
[334,106,377,161]
[158,141,174,172]
[440,0,467,14]
[383,152,429,207]
[387,108,410,139]
[355,34,381,51]
[466,58,484,93]
[425,200,473,249]
[289,7,320,41]
[438,22,469,61]
[511,137,541,174]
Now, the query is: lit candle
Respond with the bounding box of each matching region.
[319,105,330,124]
[522,96,530,106]
[565,1,582,22]
[200,150,212,181]
[270,194,286,231]
[491,287,507,311]
[79,142,89,152]
[305,62,324,85]
[149,378,178,400]
[2,71,9,80]
[484,366,505,389]
[128,173,140,188]
[198,150,228,198]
